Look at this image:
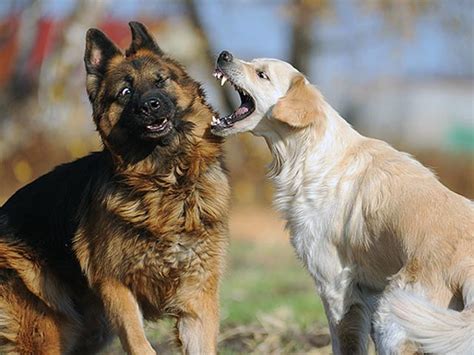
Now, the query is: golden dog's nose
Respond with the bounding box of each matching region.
[218,50,233,63]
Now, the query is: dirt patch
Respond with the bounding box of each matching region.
[230,205,289,243]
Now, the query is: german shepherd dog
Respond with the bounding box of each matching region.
[0,22,229,354]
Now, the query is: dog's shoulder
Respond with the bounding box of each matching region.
[3,151,110,211]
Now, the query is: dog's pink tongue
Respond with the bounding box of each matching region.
[236,106,248,116]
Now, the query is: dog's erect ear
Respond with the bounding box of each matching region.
[271,75,324,128]
[126,21,163,57]
[84,28,121,101]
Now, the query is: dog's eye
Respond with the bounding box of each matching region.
[119,87,131,97]
[257,71,269,80]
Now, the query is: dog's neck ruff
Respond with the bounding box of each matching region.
[260,103,362,216]
[115,134,203,184]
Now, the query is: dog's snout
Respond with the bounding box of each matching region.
[218,50,233,64]
[140,98,161,115]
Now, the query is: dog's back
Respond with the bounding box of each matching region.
[2,152,110,275]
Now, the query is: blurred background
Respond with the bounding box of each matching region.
[0,0,473,353]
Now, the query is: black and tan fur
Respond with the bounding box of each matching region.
[0,22,229,354]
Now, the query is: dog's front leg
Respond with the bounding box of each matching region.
[97,279,155,355]
[177,290,219,355]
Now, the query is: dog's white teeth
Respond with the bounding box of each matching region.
[220,76,228,86]
[211,116,218,125]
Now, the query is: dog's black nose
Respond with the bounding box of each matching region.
[218,50,233,63]
[141,98,160,115]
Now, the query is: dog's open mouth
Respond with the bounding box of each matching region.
[143,117,172,137]
[211,68,255,130]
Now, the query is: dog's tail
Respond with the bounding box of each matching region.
[390,288,474,354]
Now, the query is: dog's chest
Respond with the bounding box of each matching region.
[273,170,341,268]
[272,165,370,290]
[118,180,225,273]
[78,165,229,315]
[122,232,214,279]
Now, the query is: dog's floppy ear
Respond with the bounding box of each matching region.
[126,21,163,57]
[271,75,323,128]
[84,28,121,101]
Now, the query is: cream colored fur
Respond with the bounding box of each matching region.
[213,56,474,354]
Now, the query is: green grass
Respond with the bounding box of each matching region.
[221,239,326,327]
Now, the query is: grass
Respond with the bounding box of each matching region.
[220,240,327,328]
[102,235,330,354]
[216,238,330,354]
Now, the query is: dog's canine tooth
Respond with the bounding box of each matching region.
[220,77,228,86]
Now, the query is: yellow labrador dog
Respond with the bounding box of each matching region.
[211,51,474,354]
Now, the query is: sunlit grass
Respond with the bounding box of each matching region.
[221,239,326,327]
